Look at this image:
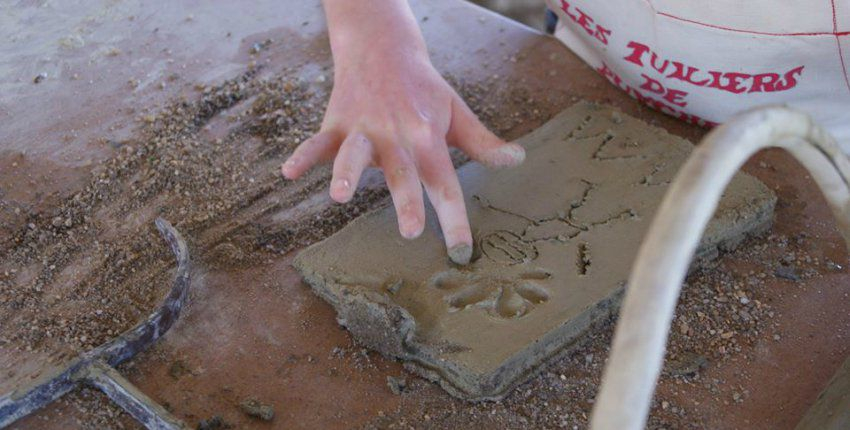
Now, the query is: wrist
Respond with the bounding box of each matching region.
[323,0,428,67]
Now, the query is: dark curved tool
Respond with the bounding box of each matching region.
[0,218,191,429]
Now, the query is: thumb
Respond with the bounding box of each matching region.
[446,94,525,168]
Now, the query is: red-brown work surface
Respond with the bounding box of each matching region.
[2,1,847,429]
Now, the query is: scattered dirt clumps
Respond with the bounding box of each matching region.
[239,398,275,421]
[0,59,553,427]
[358,231,824,429]
[0,63,553,358]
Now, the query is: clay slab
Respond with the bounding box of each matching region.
[294,102,776,401]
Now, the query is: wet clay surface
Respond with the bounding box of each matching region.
[294,103,776,401]
[3,1,849,429]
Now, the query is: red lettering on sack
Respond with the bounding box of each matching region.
[596,63,712,126]
[623,40,804,94]
[598,62,624,88]
[639,74,665,94]
[664,88,689,107]
[749,73,780,93]
[557,1,611,45]
[574,8,595,36]
[557,0,579,21]
[595,25,612,45]
[776,66,805,91]
[668,62,710,86]
[639,74,689,107]
[707,71,751,94]
[623,41,651,66]
[650,53,669,74]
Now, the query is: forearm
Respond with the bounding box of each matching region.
[321,0,428,67]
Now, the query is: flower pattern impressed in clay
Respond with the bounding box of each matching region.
[429,268,552,319]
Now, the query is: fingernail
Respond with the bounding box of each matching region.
[400,220,420,239]
[334,178,350,190]
[331,178,352,202]
[448,244,473,265]
[399,215,423,239]
[281,158,297,176]
[496,145,525,165]
[482,145,525,167]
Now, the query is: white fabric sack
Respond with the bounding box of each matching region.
[545,0,850,150]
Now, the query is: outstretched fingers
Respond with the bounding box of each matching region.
[382,146,426,240]
[281,131,340,179]
[415,140,473,265]
[447,94,525,168]
[330,133,374,203]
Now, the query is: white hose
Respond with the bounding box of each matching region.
[590,106,850,430]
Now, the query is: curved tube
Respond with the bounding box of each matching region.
[590,106,850,430]
[0,218,191,429]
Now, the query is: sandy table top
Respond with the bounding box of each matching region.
[2,1,848,429]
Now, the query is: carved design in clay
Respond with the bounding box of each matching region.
[590,131,647,161]
[473,180,637,270]
[429,268,552,319]
[640,162,674,186]
[479,230,538,265]
[564,114,594,140]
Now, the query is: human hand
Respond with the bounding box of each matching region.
[282,0,524,265]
